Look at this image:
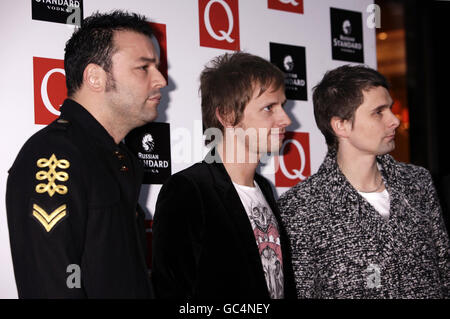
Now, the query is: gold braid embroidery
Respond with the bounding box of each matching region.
[35,154,70,196]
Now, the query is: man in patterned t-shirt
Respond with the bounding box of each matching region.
[152,52,296,299]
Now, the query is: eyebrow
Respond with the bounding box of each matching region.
[373,101,394,112]
[264,100,287,108]
[138,57,159,67]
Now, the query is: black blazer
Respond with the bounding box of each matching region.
[151,158,296,299]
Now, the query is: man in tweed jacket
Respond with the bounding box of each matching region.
[278,65,450,298]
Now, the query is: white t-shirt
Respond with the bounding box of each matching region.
[232,181,284,299]
[358,188,390,219]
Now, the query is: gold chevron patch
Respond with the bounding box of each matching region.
[32,204,67,232]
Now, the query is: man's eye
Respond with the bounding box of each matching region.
[374,108,383,115]
[263,105,273,111]
[140,65,149,71]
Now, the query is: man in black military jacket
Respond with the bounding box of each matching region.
[152,52,296,299]
[6,11,166,298]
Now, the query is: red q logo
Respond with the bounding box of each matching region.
[33,57,67,125]
[199,0,240,51]
[268,0,304,14]
[148,22,168,81]
[275,131,311,187]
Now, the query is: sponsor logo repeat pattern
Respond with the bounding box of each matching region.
[270,42,308,101]
[199,0,240,51]
[125,122,172,185]
[33,57,66,125]
[30,3,368,188]
[275,132,311,187]
[32,0,84,26]
[268,0,304,14]
[330,7,364,63]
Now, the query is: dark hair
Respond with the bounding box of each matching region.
[312,64,389,149]
[64,10,154,96]
[200,52,285,135]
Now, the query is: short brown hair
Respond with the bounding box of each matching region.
[312,64,389,150]
[200,52,284,135]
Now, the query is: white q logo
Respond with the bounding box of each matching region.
[204,0,235,43]
[279,139,307,180]
[41,68,65,116]
[278,0,300,6]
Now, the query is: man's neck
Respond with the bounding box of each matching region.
[336,145,383,192]
[217,141,259,187]
[71,95,129,144]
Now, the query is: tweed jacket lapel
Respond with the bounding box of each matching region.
[319,149,405,246]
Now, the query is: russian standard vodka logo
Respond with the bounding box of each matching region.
[204,0,235,43]
[283,55,294,72]
[330,7,364,63]
[342,20,352,35]
[270,43,307,101]
[142,134,155,152]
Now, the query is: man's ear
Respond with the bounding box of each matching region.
[83,63,107,92]
[215,108,235,128]
[330,116,351,139]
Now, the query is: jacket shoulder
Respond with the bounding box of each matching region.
[9,121,83,173]
[278,172,326,203]
[157,162,210,200]
[277,171,332,223]
[393,160,431,181]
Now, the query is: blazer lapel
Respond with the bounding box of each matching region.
[205,160,270,297]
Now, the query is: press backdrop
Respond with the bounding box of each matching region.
[0,0,376,298]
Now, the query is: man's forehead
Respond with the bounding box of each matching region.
[360,86,392,107]
[111,30,160,66]
[252,81,284,97]
[113,30,155,53]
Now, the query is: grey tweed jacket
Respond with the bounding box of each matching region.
[278,149,450,298]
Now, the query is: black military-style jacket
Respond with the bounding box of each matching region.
[6,99,152,298]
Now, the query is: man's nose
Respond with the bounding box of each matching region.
[278,107,292,128]
[152,68,167,88]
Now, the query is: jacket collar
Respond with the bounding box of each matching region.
[201,148,272,200]
[58,98,118,151]
[318,147,402,197]
[320,148,411,240]
[201,148,272,298]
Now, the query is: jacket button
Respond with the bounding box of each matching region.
[114,151,125,160]
[120,165,128,172]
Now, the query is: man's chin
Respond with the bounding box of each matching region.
[377,143,395,156]
[144,109,158,123]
